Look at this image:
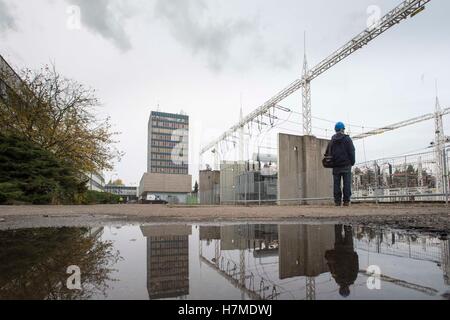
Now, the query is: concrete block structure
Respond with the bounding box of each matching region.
[278,134,333,205]
[199,170,220,205]
[219,161,246,204]
[278,224,334,279]
[139,173,192,204]
[199,226,221,241]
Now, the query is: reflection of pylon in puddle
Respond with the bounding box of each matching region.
[306,277,316,300]
[441,239,450,285]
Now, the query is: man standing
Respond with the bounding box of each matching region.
[330,122,356,206]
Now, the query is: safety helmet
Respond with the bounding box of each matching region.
[335,122,346,132]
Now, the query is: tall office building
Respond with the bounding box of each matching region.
[139,110,192,204]
[147,111,189,174]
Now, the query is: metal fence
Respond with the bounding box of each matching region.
[352,148,450,203]
[220,180,278,205]
[199,148,450,205]
[354,228,443,263]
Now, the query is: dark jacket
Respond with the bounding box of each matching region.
[330,132,356,168]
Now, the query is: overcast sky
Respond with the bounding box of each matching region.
[1,0,449,185]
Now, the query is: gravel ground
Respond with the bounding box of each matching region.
[0,203,449,234]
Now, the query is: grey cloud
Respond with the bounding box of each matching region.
[154,0,254,71]
[154,0,293,72]
[0,0,16,33]
[67,0,132,52]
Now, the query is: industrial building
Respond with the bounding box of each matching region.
[199,133,331,205]
[85,172,105,192]
[139,110,192,204]
[104,184,138,203]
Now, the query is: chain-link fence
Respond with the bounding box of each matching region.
[352,148,450,203]
[199,148,450,205]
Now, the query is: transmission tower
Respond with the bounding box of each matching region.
[201,0,432,156]
[434,94,445,193]
[302,32,312,135]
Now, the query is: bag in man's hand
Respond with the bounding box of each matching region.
[322,141,335,168]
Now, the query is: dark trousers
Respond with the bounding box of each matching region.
[335,225,354,248]
[333,171,352,204]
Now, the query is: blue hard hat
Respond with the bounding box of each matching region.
[335,122,346,132]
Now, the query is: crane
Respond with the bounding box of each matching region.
[200,0,432,157]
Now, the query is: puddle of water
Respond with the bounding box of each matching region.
[0,223,449,300]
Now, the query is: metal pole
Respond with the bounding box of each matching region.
[259,181,261,206]
[444,148,449,206]
[244,175,247,206]
[405,156,409,202]
[374,161,379,206]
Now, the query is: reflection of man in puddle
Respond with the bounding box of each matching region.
[325,225,359,298]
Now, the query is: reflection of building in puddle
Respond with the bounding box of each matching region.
[140,225,192,300]
[199,226,221,242]
[441,239,450,286]
[278,225,335,279]
[219,225,279,251]
[354,227,449,286]
[200,224,342,300]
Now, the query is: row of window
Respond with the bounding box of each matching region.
[151,160,187,167]
[151,147,175,153]
[151,168,189,175]
[151,127,181,135]
[151,153,188,161]
[151,115,189,124]
[152,121,188,130]
[151,134,186,142]
[152,140,188,148]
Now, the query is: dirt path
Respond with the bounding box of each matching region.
[0,204,449,233]
[0,203,448,218]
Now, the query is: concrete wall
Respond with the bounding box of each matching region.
[278,134,333,205]
[219,161,246,204]
[279,224,335,279]
[199,170,220,205]
[139,173,192,194]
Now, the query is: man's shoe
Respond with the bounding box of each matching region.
[335,203,342,207]
[343,202,350,207]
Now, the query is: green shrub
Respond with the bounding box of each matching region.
[81,190,121,205]
[0,134,86,205]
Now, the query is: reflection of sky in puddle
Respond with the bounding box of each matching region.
[0,224,449,300]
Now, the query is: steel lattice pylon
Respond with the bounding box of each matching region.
[200,0,432,156]
[434,96,445,193]
[302,80,312,135]
[302,40,312,136]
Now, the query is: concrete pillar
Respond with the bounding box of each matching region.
[278,134,333,205]
[199,170,220,205]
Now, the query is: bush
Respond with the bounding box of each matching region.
[81,190,122,205]
[0,134,86,205]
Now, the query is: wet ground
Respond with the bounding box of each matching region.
[1,221,449,300]
[1,203,450,234]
